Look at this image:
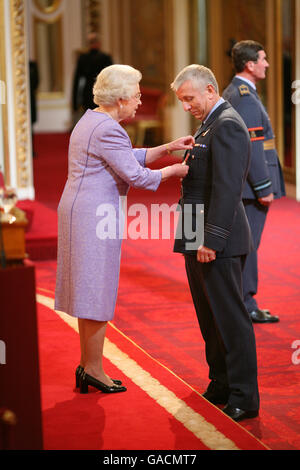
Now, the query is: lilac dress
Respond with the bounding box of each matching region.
[55,110,161,320]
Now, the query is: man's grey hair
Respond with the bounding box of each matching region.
[171,64,219,94]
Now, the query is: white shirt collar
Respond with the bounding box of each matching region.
[203,97,225,124]
[235,75,256,90]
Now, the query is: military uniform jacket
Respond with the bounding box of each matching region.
[174,101,253,258]
[222,77,285,200]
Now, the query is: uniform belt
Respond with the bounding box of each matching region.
[263,138,275,150]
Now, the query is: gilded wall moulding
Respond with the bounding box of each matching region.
[10,0,31,188]
[84,0,101,36]
[0,0,10,184]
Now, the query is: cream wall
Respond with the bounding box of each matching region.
[27,0,191,140]
[166,0,191,141]
[26,0,83,133]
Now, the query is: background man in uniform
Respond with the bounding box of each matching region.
[171,65,259,421]
[72,33,113,113]
[223,40,285,324]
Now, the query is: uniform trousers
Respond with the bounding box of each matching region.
[242,200,269,312]
[185,254,259,411]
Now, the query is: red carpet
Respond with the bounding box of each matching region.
[14,133,69,260]
[33,133,70,211]
[36,293,267,450]
[17,199,57,260]
[116,196,300,451]
[29,133,300,450]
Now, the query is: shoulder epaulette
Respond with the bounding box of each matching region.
[238,84,250,96]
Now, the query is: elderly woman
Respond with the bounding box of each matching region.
[55,64,193,394]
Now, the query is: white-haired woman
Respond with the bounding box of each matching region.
[55,64,194,394]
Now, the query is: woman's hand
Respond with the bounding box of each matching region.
[145,135,195,165]
[171,163,189,178]
[161,163,189,182]
[166,136,195,153]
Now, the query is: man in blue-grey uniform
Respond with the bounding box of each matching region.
[223,40,285,324]
[172,65,259,421]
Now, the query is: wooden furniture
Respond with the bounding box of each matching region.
[0,207,28,262]
[0,408,17,450]
[0,264,43,449]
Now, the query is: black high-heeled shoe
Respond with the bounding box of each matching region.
[75,365,122,388]
[79,371,127,394]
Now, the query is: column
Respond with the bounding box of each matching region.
[166,0,191,140]
[1,0,34,200]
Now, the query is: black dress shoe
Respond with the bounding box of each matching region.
[249,308,279,323]
[222,404,259,421]
[202,380,229,405]
[75,365,122,388]
[79,371,127,394]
